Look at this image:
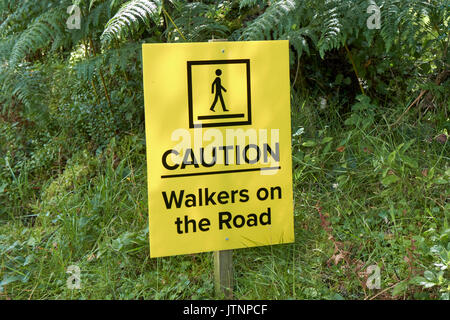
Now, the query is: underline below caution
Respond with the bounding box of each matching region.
[161,166,281,179]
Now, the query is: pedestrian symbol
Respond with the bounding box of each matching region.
[187,59,252,128]
[210,69,228,112]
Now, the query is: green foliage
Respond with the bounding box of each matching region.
[101,0,231,44]
[165,2,230,42]
[0,0,448,300]
[412,227,450,300]
[9,7,67,65]
[240,0,296,40]
[290,93,448,300]
[101,0,161,45]
[237,0,449,104]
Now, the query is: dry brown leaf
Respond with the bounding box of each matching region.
[435,134,448,144]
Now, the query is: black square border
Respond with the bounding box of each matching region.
[187,59,252,128]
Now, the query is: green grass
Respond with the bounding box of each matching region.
[1,0,449,301]
[1,93,449,300]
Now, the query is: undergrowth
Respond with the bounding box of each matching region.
[0,0,449,300]
[1,88,448,299]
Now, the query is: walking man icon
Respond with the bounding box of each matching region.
[210,69,229,112]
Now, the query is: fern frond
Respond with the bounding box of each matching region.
[166,2,229,42]
[317,5,343,58]
[9,7,67,65]
[0,35,16,64]
[239,0,269,9]
[240,0,296,40]
[1,64,45,110]
[287,27,316,57]
[84,1,114,33]
[101,0,161,45]
[74,42,142,82]
[74,55,103,83]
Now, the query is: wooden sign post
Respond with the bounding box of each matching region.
[214,249,233,298]
[209,38,233,299]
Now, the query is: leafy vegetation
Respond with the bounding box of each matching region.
[0,0,448,300]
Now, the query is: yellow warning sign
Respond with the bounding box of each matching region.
[142,40,294,258]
